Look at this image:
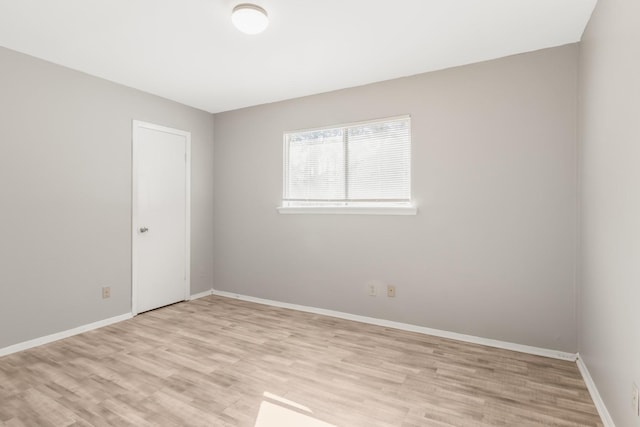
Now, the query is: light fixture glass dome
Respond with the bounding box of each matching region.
[232,4,269,35]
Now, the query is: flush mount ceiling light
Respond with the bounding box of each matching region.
[231,3,269,35]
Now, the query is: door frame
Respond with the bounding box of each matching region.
[131,120,191,316]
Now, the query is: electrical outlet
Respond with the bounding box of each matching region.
[633,382,639,416]
[368,284,377,296]
[387,285,396,297]
[102,286,111,299]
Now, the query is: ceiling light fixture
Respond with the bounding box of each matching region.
[231,4,269,35]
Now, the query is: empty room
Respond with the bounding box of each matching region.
[0,0,637,426]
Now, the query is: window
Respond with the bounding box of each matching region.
[279,115,416,215]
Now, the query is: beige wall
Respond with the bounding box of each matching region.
[578,0,640,425]
[0,46,214,349]
[213,45,579,352]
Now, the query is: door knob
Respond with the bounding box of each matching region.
[140,227,149,233]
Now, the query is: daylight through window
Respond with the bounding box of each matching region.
[282,115,412,212]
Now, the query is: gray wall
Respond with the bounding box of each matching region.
[578,0,640,425]
[0,47,214,349]
[213,45,579,352]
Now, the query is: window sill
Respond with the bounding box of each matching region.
[276,206,418,215]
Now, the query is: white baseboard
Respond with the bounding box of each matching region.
[210,289,577,362]
[0,312,133,358]
[1,290,211,358]
[576,354,616,427]
[189,289,213,301]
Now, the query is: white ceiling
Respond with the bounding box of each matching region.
[0,0,596,113]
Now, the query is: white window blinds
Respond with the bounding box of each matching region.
[283,115,411,208]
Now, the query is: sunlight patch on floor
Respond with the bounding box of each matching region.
[254,392,336,427]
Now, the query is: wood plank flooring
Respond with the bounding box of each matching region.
[0,295,602,426]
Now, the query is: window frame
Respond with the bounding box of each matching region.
[278,115,417,215]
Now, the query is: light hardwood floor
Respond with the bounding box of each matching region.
[0,295,601,426]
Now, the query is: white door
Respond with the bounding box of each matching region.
[132,120,190,314]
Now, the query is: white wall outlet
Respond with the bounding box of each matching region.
[632,382,639,416]
[102,286,111,299]
[387,285,396,297]
[367,284,377,296]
